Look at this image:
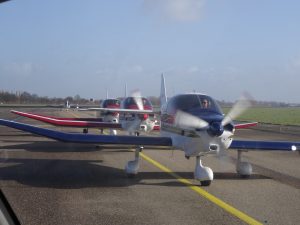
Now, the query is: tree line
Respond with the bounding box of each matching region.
[0,90,297,107]
[0,91,95,105]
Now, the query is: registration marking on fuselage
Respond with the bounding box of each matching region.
[140,152,262,225]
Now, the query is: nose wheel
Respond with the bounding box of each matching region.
[125,146,143,178]
[194,156,213,186]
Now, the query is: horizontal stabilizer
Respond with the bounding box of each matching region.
[0,119,172,146]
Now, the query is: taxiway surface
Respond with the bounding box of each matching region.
[0,108,299,225]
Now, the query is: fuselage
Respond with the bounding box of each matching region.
[120,97,156,132]
[160,93,234,156]
[98,98,120,123]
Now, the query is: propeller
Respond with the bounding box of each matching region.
[174,110,208,129]
[131,90,144,111]
[222,94,252,127]
[124,90,144,134]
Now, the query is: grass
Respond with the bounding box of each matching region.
[222,107,300,126]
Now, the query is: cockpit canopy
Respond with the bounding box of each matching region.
[102,99,120,108]
[122,97,153,109]
[166,94,223,115]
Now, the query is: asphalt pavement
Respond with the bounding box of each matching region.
[0,108,299,225]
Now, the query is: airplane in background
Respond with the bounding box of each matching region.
[10,90,161,136]
[1,74,298,186]
[79,90,159,135]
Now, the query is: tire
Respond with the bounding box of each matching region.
[200,180,211,186]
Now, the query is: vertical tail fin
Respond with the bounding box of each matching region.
[160,73,167,110]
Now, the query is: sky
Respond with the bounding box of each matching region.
[0,0,300,103]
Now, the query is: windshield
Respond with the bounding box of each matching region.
[102,99,120,107]
[168,94,223,115]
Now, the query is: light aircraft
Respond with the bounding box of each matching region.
[10,92,160,136]
[0,74,299,186]
[80,91,159,135]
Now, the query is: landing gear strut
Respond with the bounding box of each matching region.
[109,129,117,135]
[125,146,143,178]
[236,151,252,178]
[194,156,213,186]
[83,128,88,134]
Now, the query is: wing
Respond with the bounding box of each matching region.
[11,110,121,129]
[79,107,156,114]
[230,139,299,151]
[0,119,172,146]
[234,122,258,129]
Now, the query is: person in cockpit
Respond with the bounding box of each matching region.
[202,99,210,109]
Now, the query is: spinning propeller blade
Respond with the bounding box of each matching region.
[222,94,252,126]
[131,90,144,111]
[174,110,208,129]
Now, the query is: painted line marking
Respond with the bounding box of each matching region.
[140,152,262,225]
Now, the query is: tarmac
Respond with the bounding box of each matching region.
[0,108,299,225]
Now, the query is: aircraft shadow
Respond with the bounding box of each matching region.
[0,157,270,189]
[0,157,138,189]
[0,141,104,153]
[0,141,169,153]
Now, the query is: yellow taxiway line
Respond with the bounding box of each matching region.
[140,152,262,225]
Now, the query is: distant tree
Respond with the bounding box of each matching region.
[74,94,81,102]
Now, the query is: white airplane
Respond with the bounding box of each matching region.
[81,90,158,136]
[0,74,299,186]
[9,93,160,136]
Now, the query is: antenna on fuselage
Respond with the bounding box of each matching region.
[160,73,167,110]
[125,83,128,97]
[106,88,109,99]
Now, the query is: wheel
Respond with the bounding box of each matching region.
[239,174,250,179]
[200,180,211,186]
[127,173,136,178]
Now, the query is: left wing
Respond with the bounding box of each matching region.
[230,139,299,151]
[0,119,172,146]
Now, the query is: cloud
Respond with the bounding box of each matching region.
[143,0,206,22]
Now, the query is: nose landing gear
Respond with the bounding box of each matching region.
[194,156,213,186]
[125,146,143,178]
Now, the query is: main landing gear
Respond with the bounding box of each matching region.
[125,146,143,178]
[194,156,213,186]
[236,151,252,178]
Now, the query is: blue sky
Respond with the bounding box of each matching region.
[0,0,300,103]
